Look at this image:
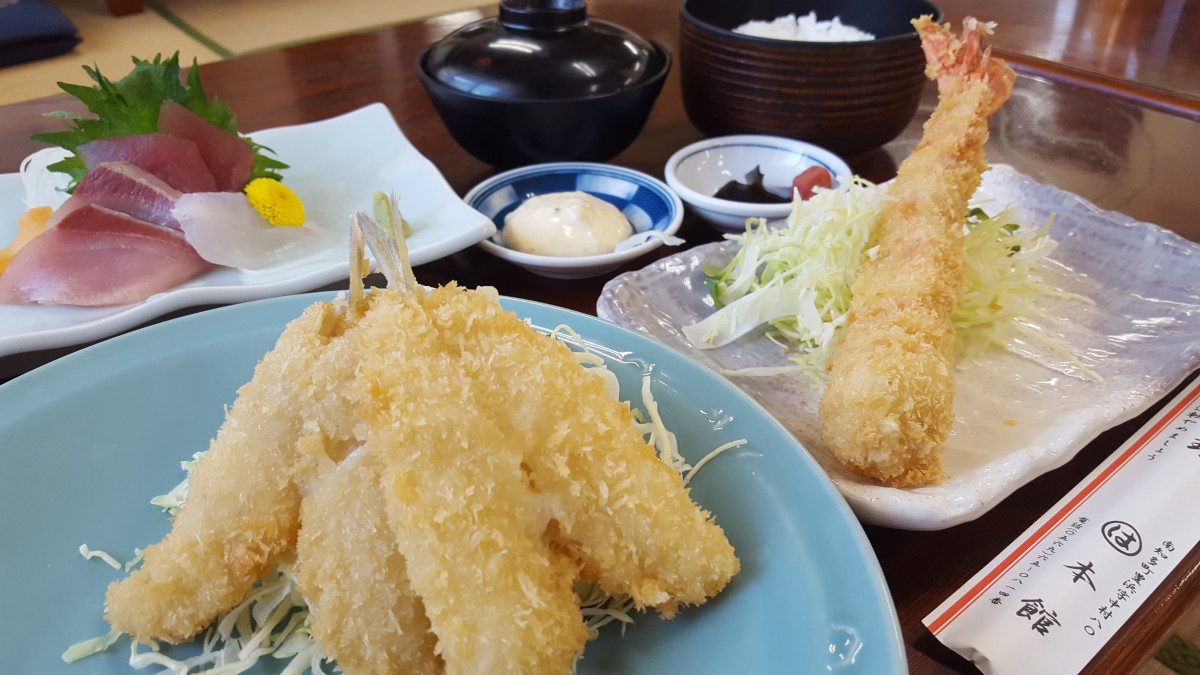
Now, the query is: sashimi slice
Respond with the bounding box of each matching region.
[174,192,336,270]
[77,134,217,193]
[51,161,183,230]
[0,203,211,306]
[158,101,254,192]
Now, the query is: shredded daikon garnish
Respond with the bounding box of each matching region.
[20,147,72,210]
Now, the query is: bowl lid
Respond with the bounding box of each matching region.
[422,0,665,100]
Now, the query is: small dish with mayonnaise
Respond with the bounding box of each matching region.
[466,162,684,279]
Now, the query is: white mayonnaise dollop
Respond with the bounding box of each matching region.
[501,191,632,257]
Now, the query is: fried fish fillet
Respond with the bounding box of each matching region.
[354,284,740,674]
[295,446,442,675]
[818,16,1015,488]
[104,301,344,642]
[106,264,738,673]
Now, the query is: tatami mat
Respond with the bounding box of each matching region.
[1,0,220,105]
[151,0,492,55]
[0,0,491,105]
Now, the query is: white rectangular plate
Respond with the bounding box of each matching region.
[0,102,495,357]
[598,165,1200,530]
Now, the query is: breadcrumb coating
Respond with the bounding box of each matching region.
[104,301,342,642]
[818,16,1015,488]
[295,447,442,674]
[356,285,739,674]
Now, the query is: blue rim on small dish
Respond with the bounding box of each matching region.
[665,134,852,232]
[466,162,684,279]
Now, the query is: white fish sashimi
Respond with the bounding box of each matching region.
[174,192,337,270]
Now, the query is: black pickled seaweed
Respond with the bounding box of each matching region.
[713,166,789,204]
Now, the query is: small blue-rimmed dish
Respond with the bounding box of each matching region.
[466,162,684,279]
[665,134,852,231]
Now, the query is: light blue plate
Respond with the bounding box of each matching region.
[0,292,905,674]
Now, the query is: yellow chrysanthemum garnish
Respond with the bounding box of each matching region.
[244,177,306,227]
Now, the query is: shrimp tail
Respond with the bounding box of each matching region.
[915,15,1015,116]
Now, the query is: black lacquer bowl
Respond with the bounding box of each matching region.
[417,0,671,168]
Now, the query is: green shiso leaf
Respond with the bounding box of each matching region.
[30,52,287,191]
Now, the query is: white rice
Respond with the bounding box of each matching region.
[733,11,875,42]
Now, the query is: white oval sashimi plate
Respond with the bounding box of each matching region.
[0,103,495,357]
[0,292,904,674]
[598,164,1200,530]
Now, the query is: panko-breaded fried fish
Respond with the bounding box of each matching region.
[818,16,1015,488]
[104,301,340,642]
[353,284,739,675]
[105,208,738,674]
[295,447,442,675]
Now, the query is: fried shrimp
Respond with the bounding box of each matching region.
[818,16,1015,488]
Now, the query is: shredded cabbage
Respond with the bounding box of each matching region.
[125,548,145,572]
[683,180,1092,381]
[68,324,740,672]
[62,629,122,663]
[682,179,884,378]
[78,543,123,570]
[149,452,204,515]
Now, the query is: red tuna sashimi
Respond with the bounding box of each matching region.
[77,134,217,193]
[157,100,254,192]
[0,204,211,306]
[50,161,184,230]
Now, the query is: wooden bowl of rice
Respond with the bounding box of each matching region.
[679,0,941,158]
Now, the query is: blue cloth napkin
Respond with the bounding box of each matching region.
[0,0,82,68]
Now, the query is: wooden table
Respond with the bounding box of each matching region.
[936,0,1200,118]
[1,1,1196,672]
